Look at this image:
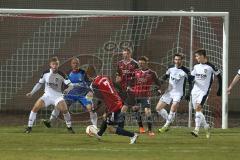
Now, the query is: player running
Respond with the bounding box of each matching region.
[42,57,97,128]
[227,69,240,94]
[190,49,222,138]
[25,57,75,133]
[156,53,192,133]
[128,56,161,136]
[115,48,139,128]
[87,66,138,144]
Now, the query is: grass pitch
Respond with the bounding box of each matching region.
[0,126,240,160]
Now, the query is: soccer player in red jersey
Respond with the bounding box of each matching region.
[87,66,138,144]
[116,48,139,92]
[115,48,138,128]
[128,56,161,136]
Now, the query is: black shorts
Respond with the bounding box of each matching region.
[125,93,151,108]
[134,97,151,108]
[106,110,124,125]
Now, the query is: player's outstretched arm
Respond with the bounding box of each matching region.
[26,83,43,98]
[216,74,222,96]
[228,74,240,94]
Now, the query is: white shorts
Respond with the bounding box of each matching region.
[191,91,208,109]
[159,92,182,105]
[40,93,65,107]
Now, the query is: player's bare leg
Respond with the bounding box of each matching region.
[145,107,154,136]
[156,101,168,120]
[43,99,73,128]
[159,102,178,133]
[56,100,75,134]
[25,99,45,133]
[191,104,210,138]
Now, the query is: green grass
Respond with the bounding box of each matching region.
[0,126,240,160]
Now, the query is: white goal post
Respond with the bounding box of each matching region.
[0,9,229,129]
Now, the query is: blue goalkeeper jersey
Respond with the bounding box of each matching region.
[67,69,91,97]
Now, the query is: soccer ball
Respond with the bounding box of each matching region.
[86,125,99,137]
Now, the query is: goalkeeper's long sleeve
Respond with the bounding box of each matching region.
[30,83,43,95]
[217,74,222,96]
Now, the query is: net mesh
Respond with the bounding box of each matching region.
[0,13,223,128]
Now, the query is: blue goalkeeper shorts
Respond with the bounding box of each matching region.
[64,94,92,108]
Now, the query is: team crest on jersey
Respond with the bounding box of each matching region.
[204,69,207,73]
[55,78,59,83]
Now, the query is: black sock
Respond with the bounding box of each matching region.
[118,121,125,128]
[135,111,143,128]
[118,112,126,128]
[147,116,152,131]
[115,127,134,137]
[97,120,107,136]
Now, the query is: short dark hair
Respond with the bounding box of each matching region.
[49,56,59,63]
[138,56,149,62]
[122,48,132,54]
[194,48,206,57]
[174,53,184,59]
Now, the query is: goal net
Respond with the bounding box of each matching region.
[0,9,228,128]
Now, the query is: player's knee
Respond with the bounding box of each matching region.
[145,108,151,116]
[156,103,163,111]
[195,105,202,112]
[32,100,44,112]
[121,105,128,112]
[86,104,93,112]
[171,105,177,112]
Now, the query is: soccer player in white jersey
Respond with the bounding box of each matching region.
[156,53,192,133]
[25,57,75,133]
[190,49,222,138]
[227,69,240,94]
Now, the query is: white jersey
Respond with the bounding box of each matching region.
[238,69,240,75]
[165,65,190,96]
[39,69,71,96]
[191,62,220,95]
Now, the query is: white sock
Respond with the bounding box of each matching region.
[50,109,60,121]
[157,108,168,120]
[199,112,209,129]
[90,111,98,127]
[195,112,202,131]
[28,111,37,127]
[63,112,72,128]
[165,111,176,127]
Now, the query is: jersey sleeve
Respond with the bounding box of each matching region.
[212,66,221,75]
[166,68,170,75]
[58,70,71,85]
[191,66,196,76]
[207,62,221,75]
[38,72,46,84]
[238,69,240,75]
[64,79,71,85]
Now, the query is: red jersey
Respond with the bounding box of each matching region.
[131,69,160,97]
[117,59,138,90]
[91,75,123,112]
